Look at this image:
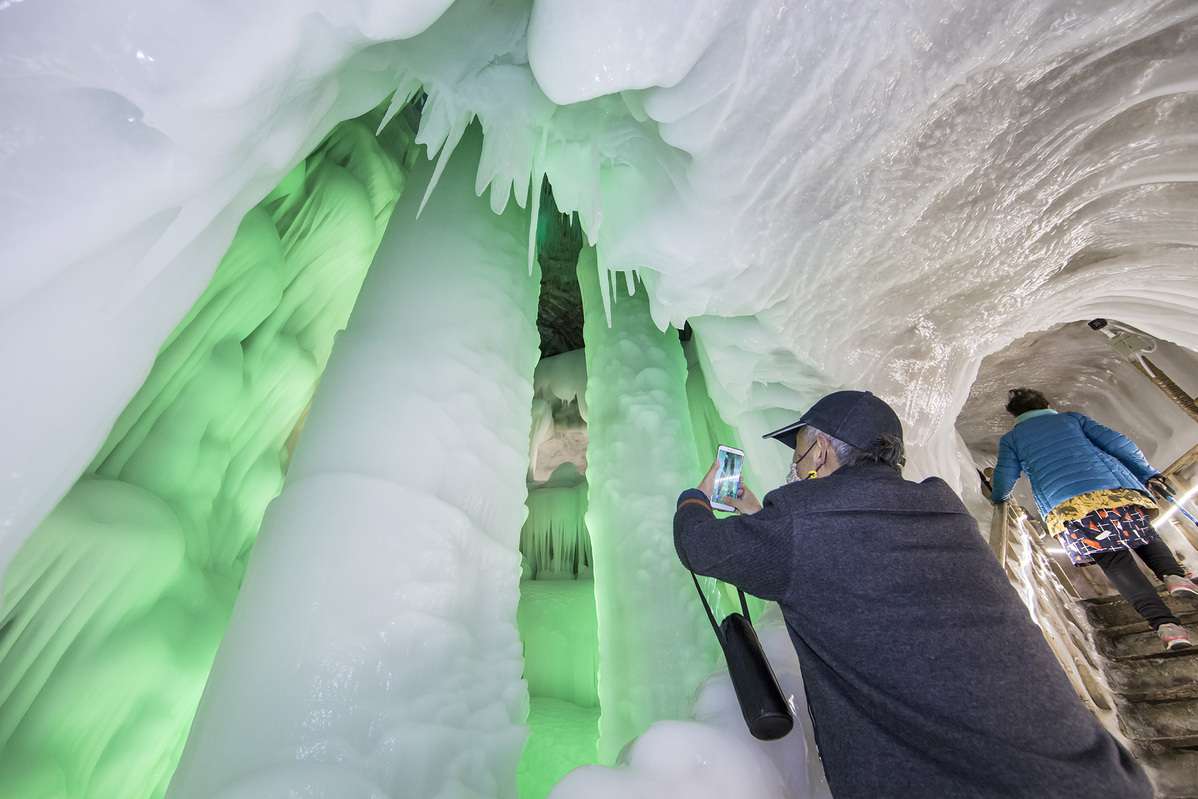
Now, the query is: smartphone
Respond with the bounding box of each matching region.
[711,445,745,512]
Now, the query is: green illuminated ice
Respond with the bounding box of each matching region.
[576,248,721,763]
[0,110,413,799]
[518,578,600,799]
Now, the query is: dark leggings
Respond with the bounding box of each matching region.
[1092,539,1185,629]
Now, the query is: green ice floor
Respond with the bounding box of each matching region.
[517,577,600,798]
[518,697,600,799]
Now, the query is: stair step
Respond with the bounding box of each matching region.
[1118,697,1198,741]
[1086,593,1198,630]
[1137,747,1198,799]
[1077,587,1198,795]
[1110,647,1198,665]
[1097,610,1198,642]
[1105,645,1198,700]
[1097,627,1198,661]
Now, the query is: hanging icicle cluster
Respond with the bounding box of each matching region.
[521,478,591,579]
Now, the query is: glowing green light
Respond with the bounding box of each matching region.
[0,108,413,799]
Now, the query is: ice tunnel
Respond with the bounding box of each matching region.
[2,1,1198,797]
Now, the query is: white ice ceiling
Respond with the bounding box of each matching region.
[2,0,1197,571]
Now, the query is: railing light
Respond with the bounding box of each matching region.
[1152,482,1198,529]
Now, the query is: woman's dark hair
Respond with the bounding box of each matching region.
[1006,387,1049,417]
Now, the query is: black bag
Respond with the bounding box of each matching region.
[691,572,793,740]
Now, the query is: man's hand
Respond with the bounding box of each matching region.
[696,460,761,514]
[724,485,762,515]
[698,460,718,498]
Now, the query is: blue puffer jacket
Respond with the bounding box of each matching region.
[990,409,1158,516]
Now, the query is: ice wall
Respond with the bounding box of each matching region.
[168,128,540,798]
[959,321,1198,470]
[3,1,1198,795]
[527,0,1198,498]
[0,2,453,574]
[0,116,409,799]
[576,249,720,762]
[10,0,1196,572]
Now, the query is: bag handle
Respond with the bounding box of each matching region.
[690,571,752,644]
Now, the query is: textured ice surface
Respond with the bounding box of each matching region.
[519,580,598,710]
[7,0,1197,570]
[2,1,1198,797]
[517,579,600,799]
[958,321,1198,468]
[168,128,539,798]
[529,350,589,483]
[577,248,721,761]
[0,115,408,799]
[519,698,599,799]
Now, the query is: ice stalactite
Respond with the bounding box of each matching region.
[0,113,410,799]
[168,125,539,799]
[522,473,591,580]
[576,250,720,762]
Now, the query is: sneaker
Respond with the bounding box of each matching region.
[1164,574,1198,599]
[1158,623,1193,651]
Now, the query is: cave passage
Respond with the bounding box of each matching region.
[0,96,746,799]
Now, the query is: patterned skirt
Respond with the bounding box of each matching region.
[1058,505,1158,566]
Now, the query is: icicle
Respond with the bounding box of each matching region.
[376,77,421,135]
[488,176,513,215]
[597,247,612,327]
[417,113,471,218]
[527,185,541,276]
[475,124,498,197]
[527,190,540,276]
[511,150,530,211]
[527,127,548,276]
[625,270,636,296]
[521,481,591,579]
[587,145,604,243]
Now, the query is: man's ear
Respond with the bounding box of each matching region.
[814,434,830,468]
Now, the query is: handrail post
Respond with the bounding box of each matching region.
[989,500,1010,568]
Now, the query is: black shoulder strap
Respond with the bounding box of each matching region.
[690,570,752,645]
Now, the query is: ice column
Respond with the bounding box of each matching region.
[168,128,539,799]
[577,251,719,762]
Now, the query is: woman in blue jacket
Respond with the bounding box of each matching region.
[991,388,1197,651]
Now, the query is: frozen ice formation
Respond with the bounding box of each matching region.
[0,113,411,797]
[168,128,539,797]
[2,0,1197,797]
[576,247,721,761]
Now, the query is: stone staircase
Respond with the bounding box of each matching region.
[1084,590,1198,798]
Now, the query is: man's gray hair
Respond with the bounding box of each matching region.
[816,429,906,470]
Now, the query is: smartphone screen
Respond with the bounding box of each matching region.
[711,445,744,511]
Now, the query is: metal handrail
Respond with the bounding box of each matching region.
[989,500,1118,721]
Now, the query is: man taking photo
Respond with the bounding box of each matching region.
[673,390,1151,798]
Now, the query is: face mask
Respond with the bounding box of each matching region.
[787,439,819,484]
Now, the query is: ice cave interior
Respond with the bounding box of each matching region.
[1,1,1197,798]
